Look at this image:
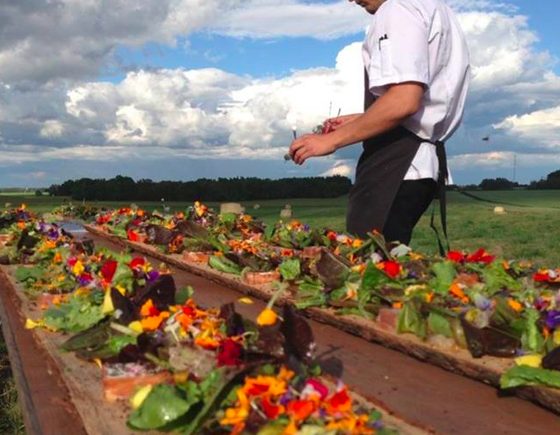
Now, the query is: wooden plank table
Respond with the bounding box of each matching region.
[0,261,424,434]
[82,225,560,433]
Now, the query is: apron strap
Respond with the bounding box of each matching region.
[430,141,450,256]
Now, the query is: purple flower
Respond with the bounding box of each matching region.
[146,270,160,282]
[303,224,310,232]
[279,391,293,406]
[545,310,560,330]
[473,293,492,311]
[77,273,93,286]
[373,420,384,430]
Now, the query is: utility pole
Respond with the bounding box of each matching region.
[512,153,517,182]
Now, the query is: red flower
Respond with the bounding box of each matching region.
[129,257,146,269]
[96,214,111,224]
[382,261,401,278]
[182,305,196,317]
[447,251,465,263]
[217,339,243,367]
[533,272,550,282]
[127,229,140,241]
[304,379,329,400]
[466,248,495,264]
[246,383,270,396]
[261,397,283,419]
[100,260,118,283]
[326,388,351,413]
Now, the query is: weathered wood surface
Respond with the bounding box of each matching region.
[0,262,424,434]
[0,266,139,435]
[84,224,560,415]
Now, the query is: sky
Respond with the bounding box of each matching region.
[1,0,559,187]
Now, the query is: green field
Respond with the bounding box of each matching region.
[3,190,560,266]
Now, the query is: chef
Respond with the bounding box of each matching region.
[289,0,470,245]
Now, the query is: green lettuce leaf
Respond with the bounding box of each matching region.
[479,261,521,295]
[208,255,242,275]
[429,261,456,295]
[500,365,560,389]
[427,312,453,338]
[279,258,301,281]
[521,308,545,354]
[397,300,427,339]
[128,384,195,430]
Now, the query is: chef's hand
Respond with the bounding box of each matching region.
[322,113,361,133]
[289,134,337,165]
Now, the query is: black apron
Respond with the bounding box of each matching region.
[346,70,448,245]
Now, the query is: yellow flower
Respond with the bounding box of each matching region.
[102,288,114,314]
[515,354,542,368]
[351,238,363,249]
[128,321,144,334]
[72,260,85,276]
[238,297,254,304]
[25,318,42,329]
[256,308,278,326]
[130,385,153,409]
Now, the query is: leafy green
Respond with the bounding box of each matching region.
[128,384,196,430]
[397,300,427,339]
[358,263,388,311]
[279,258,301,281]
[208,255,242,275]
[521,308,545,353]
[427,312,453,338]
[175,285,194,305]
[43,295,105,333]
[15,266,45,284]
[429,261,456,295]
[500,365,560,389]
[294,277,326,309]
[478,261,521,295]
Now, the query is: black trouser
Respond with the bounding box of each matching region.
[382,178,437,245]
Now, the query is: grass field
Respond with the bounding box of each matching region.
[3,189,560,266]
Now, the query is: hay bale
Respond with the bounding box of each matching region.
[220,202,245,214]
[493,206,506,215]
[280,207,292,219]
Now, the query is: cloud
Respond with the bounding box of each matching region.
[494,106,560,149]
[320,159,355,177]
[211,0,368,40]
[0,0,243,84]
[0,0,559,186]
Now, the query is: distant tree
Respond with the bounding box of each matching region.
[34,189,43,196]
[48,176,352,201]
[479,178,518,190]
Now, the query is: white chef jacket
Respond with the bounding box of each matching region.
[361,0,470,181]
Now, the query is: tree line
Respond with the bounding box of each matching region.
[48,175,352,201]
[457,170,560,191]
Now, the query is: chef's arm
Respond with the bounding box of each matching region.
[329,81,424,150]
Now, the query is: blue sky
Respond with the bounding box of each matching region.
[0,0,559,187]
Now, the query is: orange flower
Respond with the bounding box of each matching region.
[140,312,169,331]
[508,298,523,312]
[256,308,278,326]
[140,299,160,317]
[286,399,317,421]
[449,282,469,304]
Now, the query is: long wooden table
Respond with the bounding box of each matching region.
[0,235,426,434]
